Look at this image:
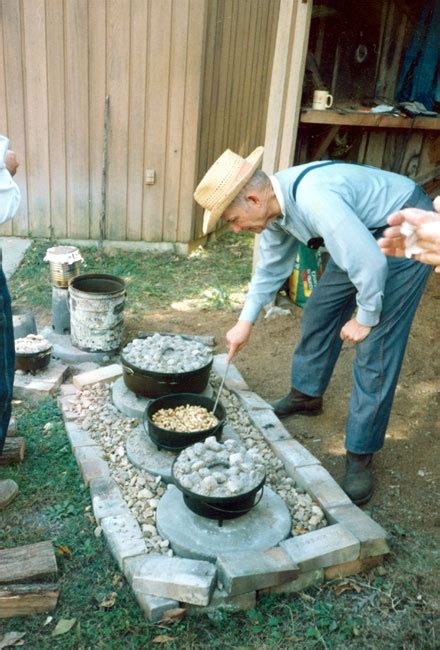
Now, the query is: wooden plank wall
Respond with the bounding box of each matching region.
[195,0,281,239]
[0,0,209,243]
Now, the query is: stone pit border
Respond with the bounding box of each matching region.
[56,354,389,622]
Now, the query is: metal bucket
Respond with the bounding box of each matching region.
[68,274,126,352]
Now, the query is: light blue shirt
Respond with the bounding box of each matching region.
[239,162,416,326]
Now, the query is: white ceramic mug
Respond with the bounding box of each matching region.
[312,89,333,110]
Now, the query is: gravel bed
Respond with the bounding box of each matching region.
[67,375,327,556]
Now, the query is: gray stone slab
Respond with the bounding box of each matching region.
[271,438,321,472]
[292,465,352,510]
[132,554,217,606]
[41,327,117,363]
[74,445,110,485]
[259,568,324,595]
[124,554,179,622]
[112,377,152,419]
[126,425,176,483]
[187,588,256,615]
[235,390,272,411]
[281,524,360,572]
[213,354,249,391]
[0,236,32,280]
[64,421,97,449]
[90,477,130,523]
[326,504,390,558]
[156,485,291,562]
[101,512,147,571]
[14,361,69,400]
[217,546,299,595]
[247,408,291,443]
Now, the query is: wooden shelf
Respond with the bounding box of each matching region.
[300,109,440,131]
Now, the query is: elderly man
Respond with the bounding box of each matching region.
[0,134,20,510]
[194,147,432,505]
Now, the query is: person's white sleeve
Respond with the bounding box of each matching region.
[0,135,21,224]
[303,190,387,326]
[239,225,299,323]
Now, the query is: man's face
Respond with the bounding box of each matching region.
[221,198,267,234]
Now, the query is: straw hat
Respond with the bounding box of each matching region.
[194,146,264,234]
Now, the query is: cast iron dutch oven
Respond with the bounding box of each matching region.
[15,346,53,374]
[172,456,266,520]
[121,335,213,398]
[144,392,226,452]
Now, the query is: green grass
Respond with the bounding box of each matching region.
[1,238,439,648]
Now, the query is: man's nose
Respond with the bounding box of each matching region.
[231,223,242,234]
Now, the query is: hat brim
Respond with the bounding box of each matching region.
[202,146,264,234]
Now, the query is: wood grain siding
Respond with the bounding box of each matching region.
[195,0,280,239]
[0,0,278,244]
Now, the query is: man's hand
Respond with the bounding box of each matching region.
[5,150,19,177]
[340,318,371,343]
[225,320,253,362]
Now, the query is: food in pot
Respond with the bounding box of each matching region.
[152,404,218,432]
[15,334,52,354]
[173,437,266,497]
[122,334,212,373]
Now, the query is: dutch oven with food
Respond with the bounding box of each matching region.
[15,334,53,374]
[172,437,266,520]
[144,392,226,451]
[121,334,213,397]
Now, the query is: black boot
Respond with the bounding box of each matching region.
[341,452,374,505]
[270,387,323,419]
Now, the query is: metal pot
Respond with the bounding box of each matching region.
[15,347,52,374]
[172,458,265,520]
[122,356,213,398]
[144,392,226,451]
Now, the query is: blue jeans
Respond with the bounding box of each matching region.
[0,265,15,455]
[292,187,433,454]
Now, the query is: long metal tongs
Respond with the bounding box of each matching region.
[212,362,230,413]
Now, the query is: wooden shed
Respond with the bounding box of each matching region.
[0,0,438,249]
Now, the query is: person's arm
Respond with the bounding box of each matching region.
[0,135,21,224]
[226,225,299,360]
[302,190,388,335]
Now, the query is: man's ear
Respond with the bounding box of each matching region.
[246,193,261,207]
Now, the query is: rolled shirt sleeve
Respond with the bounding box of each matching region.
[239,225,300,323]
[0,135,21,224]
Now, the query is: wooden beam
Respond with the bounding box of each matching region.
[0,541,58,584]
[0,583,59,618]
[300,110,440,131]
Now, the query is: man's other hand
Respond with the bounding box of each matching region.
[340,318,371,343]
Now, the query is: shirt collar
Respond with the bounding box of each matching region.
[269,175,286,216]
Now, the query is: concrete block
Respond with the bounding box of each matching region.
[64,421,97,449]
[271,438,321,472]
[213,354,249,391]
[90,477,130,523]
[101,513,147,571]
[74,446,110,485]
[132,554,217,606]
[292,465,352,510]
[217,547,299,595]
[259,569,324,595]
[235,390,271,411]
[247,408,291,443]
[187,588,256,615]
[281,524,360,572]
[13,362,69,400]
[59,383,80,397]
[326,504,389,558]
[72,363,122,389]
[324,555,384,580]
[124,554,179,623]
